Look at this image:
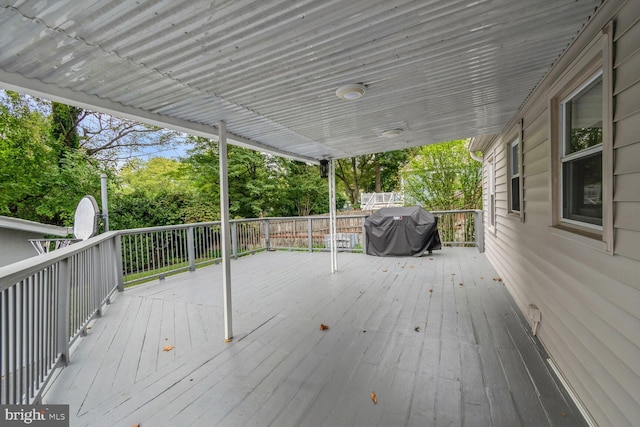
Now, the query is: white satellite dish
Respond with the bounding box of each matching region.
[30,195,101,254]
[73,195,100,240]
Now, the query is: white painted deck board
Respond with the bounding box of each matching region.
[43,249,588,426]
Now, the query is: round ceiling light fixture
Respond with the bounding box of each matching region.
[381,129,403,138]
[335,83,366,100]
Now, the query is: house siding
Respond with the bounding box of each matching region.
[477,1,640,426]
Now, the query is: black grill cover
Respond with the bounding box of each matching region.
[365,206,441,257]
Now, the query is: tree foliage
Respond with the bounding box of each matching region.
[1,91,102,225]
[401,140,481,210]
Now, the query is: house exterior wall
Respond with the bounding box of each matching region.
[0,228,41,266]
[0,216,70,267]
[473,1,639,425]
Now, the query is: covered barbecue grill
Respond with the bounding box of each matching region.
[365,206,441,257]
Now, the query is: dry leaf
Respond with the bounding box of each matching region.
[132,424,140,427]
[459,283,464,287]
[493,277,502,282]
[371,391,377,404]
[163,345,174,352]
[429,289,433,293]
[409,265,414,269]
[414,326,421,332]
[320,324,329,331]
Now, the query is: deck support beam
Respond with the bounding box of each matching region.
[329,159,338,273]
[219,121,233,342]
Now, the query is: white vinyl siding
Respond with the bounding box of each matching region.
[476,2,640,426]
[488,157,496,229]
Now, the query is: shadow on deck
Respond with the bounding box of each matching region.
[43,249,586,426]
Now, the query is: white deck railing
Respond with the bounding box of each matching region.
[0,210,482,405]
[0,232,122,404]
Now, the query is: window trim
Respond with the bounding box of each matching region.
[508,137,521,215]
[548,25,613,253]
[559,70,603,231]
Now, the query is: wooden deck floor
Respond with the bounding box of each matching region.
[43,249,587,426]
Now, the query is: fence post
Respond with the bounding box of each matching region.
[115,234,124,292]
[57,259,71,366]
[361,217,367,255]
[265,220,270,251]
[308,218,313,253]
[92,245,102,318]
[474,210,485,253]
[187,226,196,271]
[231,222,238,259]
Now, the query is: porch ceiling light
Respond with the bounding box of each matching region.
[381,129,402,138]
[336,83,365,100]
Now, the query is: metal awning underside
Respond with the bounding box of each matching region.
[0,0,600,162]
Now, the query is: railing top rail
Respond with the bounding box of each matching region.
[430,209,482,214]
[0,230,119,291]
[1,209,477,290]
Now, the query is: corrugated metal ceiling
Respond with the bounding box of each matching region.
[0,0,601,161]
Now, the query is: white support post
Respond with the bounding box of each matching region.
[329,159,338,273]
[100,173,109,231]
[219,121,233,342]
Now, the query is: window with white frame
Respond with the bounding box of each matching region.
[509,138,520,212]
[560,71,603,228]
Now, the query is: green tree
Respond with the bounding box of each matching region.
[1,91,102,225]
[118,157,190,196]
[1,91,51,217]
[401,140,481,210]
[50,102,81,151]
[270,159,330,216]
[184,137,278,219]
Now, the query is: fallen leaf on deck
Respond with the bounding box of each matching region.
[492,277,502,282]
[320,324,329,331]
[414,326,421,332]
[132,424,140,427]
[429,289,433,293]
[371,391,377,404]
[459,283,464,287]
[163,345,174,352]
